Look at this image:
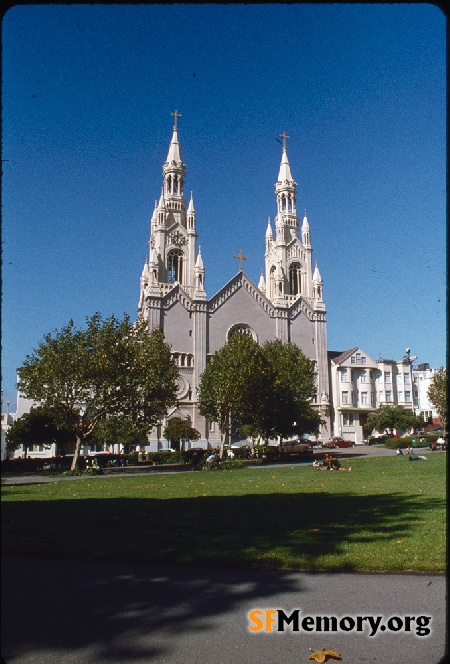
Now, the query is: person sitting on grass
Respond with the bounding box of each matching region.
[206,452,218,470]
[329,457,352,471]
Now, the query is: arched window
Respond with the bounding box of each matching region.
[269,265,276,300]
[227,324,257,342]
[289,262,302,296]
[167,249,183,284]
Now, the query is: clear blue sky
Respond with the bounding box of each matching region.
[2,4,446,409]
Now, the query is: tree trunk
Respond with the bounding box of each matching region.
[71,435,83,471]
[219,427,228,460]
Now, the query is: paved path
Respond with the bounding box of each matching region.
[1,556,446,664]
[4,445,436,485]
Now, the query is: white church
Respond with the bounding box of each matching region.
[5,114,427,460]
[137,113,331,448]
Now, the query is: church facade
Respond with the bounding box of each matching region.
[138,114,331,448]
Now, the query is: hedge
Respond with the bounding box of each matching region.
[383,436,436,449]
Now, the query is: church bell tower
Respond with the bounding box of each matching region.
[138,111,205,317]
[262,133,319,307]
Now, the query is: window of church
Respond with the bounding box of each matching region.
[289,262,301,296]
[227,324,257,342]
[167,249,183,284]
[269,266,276,300]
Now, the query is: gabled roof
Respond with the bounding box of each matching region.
[329,347,378,369]
[330,348,359,364]
[209,271,275,316]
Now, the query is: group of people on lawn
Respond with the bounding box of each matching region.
[313,454,351,471]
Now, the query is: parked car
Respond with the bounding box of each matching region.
[159,447,176,453]
[323,437,353,449]
[368,435,389,445]
[280,440,314,455]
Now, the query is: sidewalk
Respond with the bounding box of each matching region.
[1,555,446,664]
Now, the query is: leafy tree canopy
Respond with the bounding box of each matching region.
[92,416,149,451]
[6,406,74,458]
[17,314,179,468]
[198,333,273,455]
[260,339,322,441]
[163,417,201,451]
[427,367,447,430]
[366,405,423,437]
[198,334,321,452]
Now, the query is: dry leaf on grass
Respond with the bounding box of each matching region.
[308,647,342,662]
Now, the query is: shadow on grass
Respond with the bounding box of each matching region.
[2,490,442,570]
[1,491,444,662]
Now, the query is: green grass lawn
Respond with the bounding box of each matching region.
[1,454,446,572]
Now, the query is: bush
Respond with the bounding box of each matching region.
[383,437,426,449]
[2,457,48,472]
[61,468,103,476]
[217,459,247,470]
[150,451,182,464]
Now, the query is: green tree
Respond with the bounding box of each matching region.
[198,333,273,457]
[260,339,322,442]
[17,314,179,469]
[366,405,423,437]
[163,417,201,451]
[427,367,447,430]
[6,406,75,458]
[93,417,149,454]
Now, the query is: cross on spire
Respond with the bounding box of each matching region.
[234,249,247,272]
[279,131,289,151]
[171,109,182,129]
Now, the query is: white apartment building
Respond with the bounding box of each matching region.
[412,363,441,428]
[328,347,417,444]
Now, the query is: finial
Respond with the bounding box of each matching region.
[171,109,182,130]
[234,249,247,272]
[279,131,289,151]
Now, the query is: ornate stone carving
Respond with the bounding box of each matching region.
[168,230,186,247]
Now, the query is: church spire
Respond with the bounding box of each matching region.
[275,132,298,239]
[166,110,183,163]
[277,132,294,183]
[163,110,186,199]
[312,260,323,301]
[301,210,310,247]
